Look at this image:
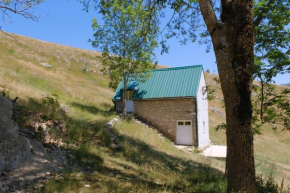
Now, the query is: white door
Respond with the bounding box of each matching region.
[125,90,134,113]
[176,121,193,145]
[126,100,134,112]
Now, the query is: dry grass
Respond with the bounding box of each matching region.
[0,33,113,122]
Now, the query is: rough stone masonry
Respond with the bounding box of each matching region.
[0,96,30,175]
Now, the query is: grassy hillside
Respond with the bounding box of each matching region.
[0,33,289,192]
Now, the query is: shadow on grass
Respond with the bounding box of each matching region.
[116,133,225,190]
[71,102,115,116]
[61,119,226,192]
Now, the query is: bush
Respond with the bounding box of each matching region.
[41,94,65,119]
[255,175,290,193]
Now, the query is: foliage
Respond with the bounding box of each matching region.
[209,79,289,133]
[90,0,158,89]
[256,175,290,193]
[252,80,290,132]
[205,85,216,101]
[254,0,290,81]
[214,123,227,132]
[41,94,63,119]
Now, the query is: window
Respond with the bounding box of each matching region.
[178,121,191,126]
[122,90,133,100]
[203,121,206,133]
[178,121,184,125]
[127,90,133,100]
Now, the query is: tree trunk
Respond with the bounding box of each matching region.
[123,74,127,117]
[199,0,256,192]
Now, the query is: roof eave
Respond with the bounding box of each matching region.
[133,96,196,101]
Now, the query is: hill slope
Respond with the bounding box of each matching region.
[0,33,289,191]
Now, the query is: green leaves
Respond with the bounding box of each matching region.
[91,0,159,89]
[252,79,290,132]
[254,0,290,80]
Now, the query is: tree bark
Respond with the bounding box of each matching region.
[199,0,256,192]
[123,68,127,117]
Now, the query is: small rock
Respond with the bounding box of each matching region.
[4,186,9,191]
[4,179,11,186]
[85,184,91,188]
[19,181,25,187]
[110,143,122,150]
[39,62,52,68]
[106,122,113,129]
[39,123,47,131]
[112,118,118,123]
[60,104,69,114]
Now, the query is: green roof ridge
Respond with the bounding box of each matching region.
[152,64,203,72]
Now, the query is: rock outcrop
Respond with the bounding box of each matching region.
[106,118,122,150]
[0,96,30,175]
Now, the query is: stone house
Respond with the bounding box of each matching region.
[113,65,210,148]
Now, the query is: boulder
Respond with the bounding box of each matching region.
[0,153,4,172]
[106,121,114,129]
[0,96,31,174]
[112,118,119,123]
[4,138,31,172]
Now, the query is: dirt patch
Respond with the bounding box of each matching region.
[0,134,74,192]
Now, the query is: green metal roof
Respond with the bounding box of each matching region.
[113,65,203,100]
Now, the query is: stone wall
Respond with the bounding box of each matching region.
[115,100,123,113]
[0,96,30,175]
[134,98,197,146]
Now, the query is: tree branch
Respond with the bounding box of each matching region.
[198,0,219,36]
[0,6,18,14]
[254,0,275,27]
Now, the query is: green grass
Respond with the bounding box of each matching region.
[41,120,227,193]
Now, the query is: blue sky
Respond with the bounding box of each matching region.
[2,0,288,84]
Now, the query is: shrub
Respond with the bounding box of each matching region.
[256,175,280,193]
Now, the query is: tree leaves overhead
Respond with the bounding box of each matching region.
[254,0,290,81]
[90,0,159,91]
